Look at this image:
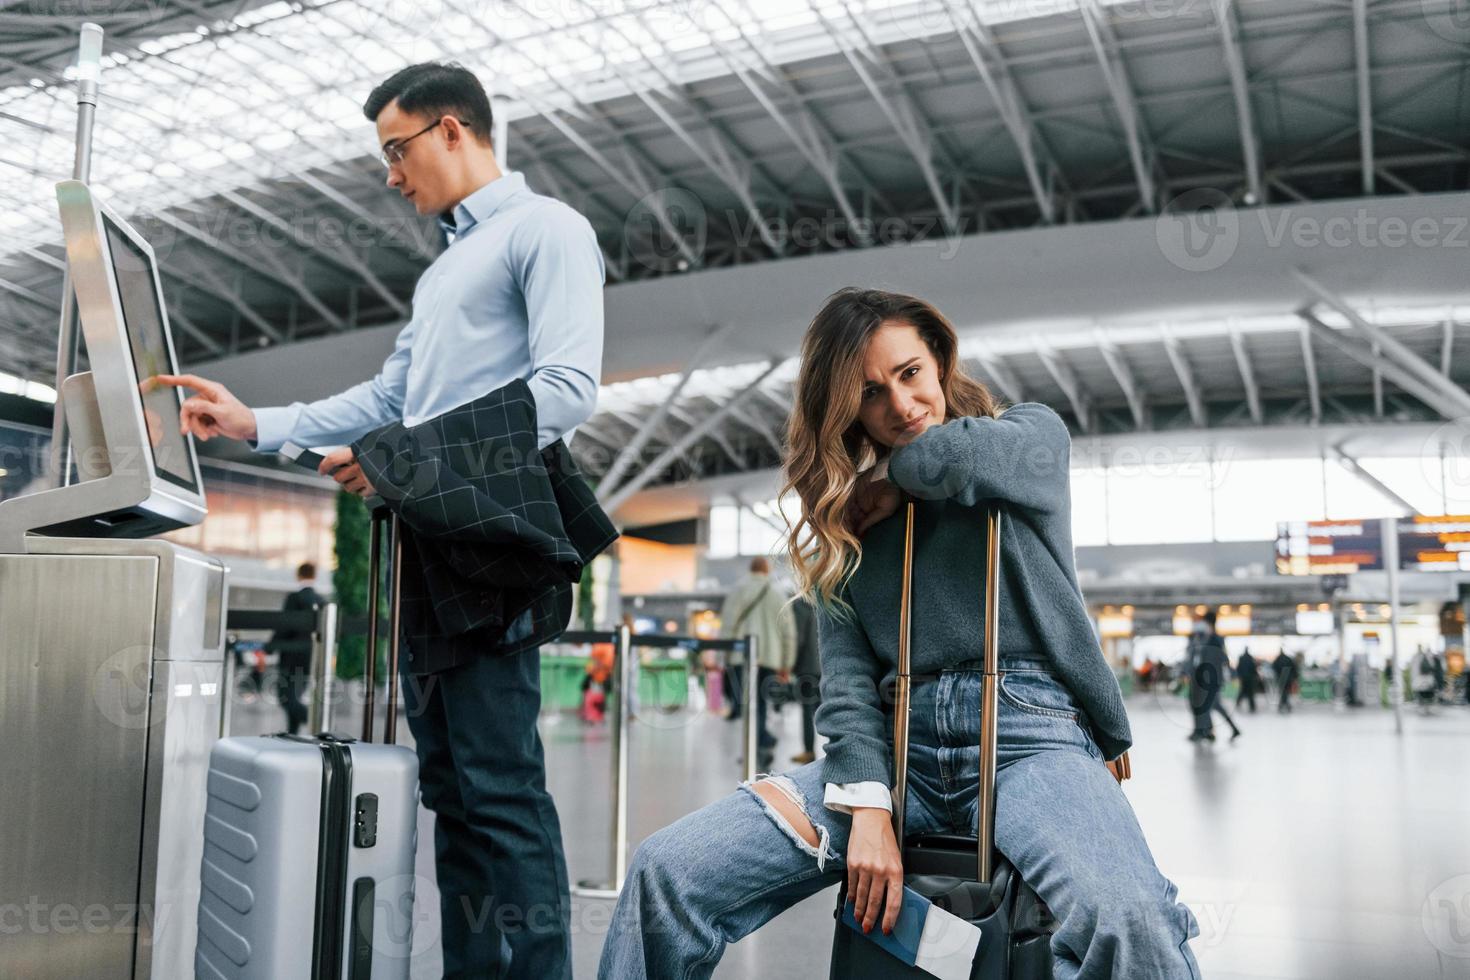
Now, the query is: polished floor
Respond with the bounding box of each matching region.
[232,677,1470,979]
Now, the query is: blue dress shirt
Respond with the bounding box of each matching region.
[251,171,605,455]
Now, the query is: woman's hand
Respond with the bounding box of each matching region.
[846,468,902,537]
[846,806,904,935]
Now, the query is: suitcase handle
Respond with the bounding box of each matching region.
[360,507,404,745]
[891,498,1002,884]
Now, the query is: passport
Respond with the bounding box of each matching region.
[839,884,983,980]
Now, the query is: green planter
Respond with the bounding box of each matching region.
[639,660,690,712]
[538,654,690,713]
[331,491,380,681]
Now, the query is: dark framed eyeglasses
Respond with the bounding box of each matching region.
[380,117,466,169]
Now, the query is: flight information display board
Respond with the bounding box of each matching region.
[1275,520,1385,575]
[1398,515,1470,572]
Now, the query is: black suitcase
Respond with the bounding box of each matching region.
[830,502,1056,979]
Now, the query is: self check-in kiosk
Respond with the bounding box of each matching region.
[0,181,208,548]
[0,181,227,980]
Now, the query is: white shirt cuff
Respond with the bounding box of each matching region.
[249,405,300,454]
[824,780,893,814]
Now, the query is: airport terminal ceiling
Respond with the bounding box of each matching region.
[1,8,1468,978]
[1,0,1467,493]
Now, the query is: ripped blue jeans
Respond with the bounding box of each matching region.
[596,656,1201,980]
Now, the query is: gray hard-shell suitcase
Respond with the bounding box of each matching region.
[196,510,421,979]
[830,502,1056,979]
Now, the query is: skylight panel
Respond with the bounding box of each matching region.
[0,0,1177,263]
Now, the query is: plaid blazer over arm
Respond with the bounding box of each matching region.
[352,378,619,673]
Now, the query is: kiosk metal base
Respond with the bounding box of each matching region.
[0,537,227,980]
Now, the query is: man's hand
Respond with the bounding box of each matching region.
[320,446,376,498]
[155,374,258,443]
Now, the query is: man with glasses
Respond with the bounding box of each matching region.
[158,62,603,979]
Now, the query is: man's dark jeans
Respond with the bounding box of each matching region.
[402,645,572,979]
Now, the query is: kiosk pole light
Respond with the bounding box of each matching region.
[50,22,104,489]
[74,24,103,176]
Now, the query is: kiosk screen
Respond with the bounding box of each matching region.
[104,215,198,494]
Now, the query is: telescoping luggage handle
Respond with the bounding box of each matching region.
[891,499,1003,884]
[360,507,404,746]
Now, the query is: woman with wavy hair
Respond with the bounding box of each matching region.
[597,288,1200,979]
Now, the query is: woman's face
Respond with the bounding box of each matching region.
[856,320,945,449]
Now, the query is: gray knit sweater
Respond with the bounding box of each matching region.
[813,402,1132,787]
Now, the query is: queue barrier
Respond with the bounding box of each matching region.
[226,609,756,899]
[558,630,755,899]
[223,604,338,736]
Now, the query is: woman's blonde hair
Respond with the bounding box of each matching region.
[779,288,1003,618]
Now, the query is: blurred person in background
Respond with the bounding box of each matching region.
[1274,647,1299,713]
[789,593,822,765]
[719,556,798,769]
[1410,645,1440,713]
[1189,610,1241,742]
[1235,646,1261,714]
[266,562,321,735]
